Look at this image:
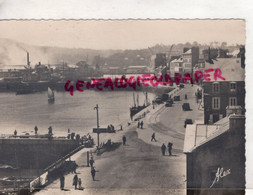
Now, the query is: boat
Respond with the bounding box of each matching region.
[48,87,55,103]
[130,91,150,120]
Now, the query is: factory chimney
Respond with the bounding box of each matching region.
[27,52,30,66]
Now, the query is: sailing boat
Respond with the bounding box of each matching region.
[130,92,149,120]
[48,87,55,103]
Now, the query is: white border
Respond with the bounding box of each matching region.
[0,0,252,193]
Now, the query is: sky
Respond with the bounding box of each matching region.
[0,20,245,50]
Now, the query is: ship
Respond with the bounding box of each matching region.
[48,87,55,103]
[130,92,150,120]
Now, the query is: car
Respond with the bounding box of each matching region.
[174,95,180,101]
[155,97,163,104]
[161,93,169,102]
[180,84,184,88]
[165,101,172,107]
[184,119,193,128]
[182,103,191,111]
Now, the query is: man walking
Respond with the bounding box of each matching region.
[122,135,126,145]
[89,157,95,167]
[168,142,173,156]
[73,174,78,189]
[140,121,143,129]
[60,175,65,190]
[161,144,166,156]
[91,167,96,181]
[34,126,38,134]
[151,133,156,142]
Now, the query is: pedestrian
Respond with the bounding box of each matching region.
[73,174,78,189]
[151,133,156,142]
[60,175,65,190]
[91,167,96,181]
[72,162,78,173]
[137,121,140,128]
[122,135,126,145]
[89,157,95,167]
[120,125,123,130]
[34,126,38,134]
[140,121,143,129]
[185,94,187,99]
[168,142,173,156]
[48,126,53,136]
[161,144,166,156]
[14,129,17,136]
[78,178,82,189]
[68,128,70,133]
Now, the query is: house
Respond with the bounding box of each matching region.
[183,113,245,195]
[203,58,245,124]
[169,57,183,76]
[182,47,199,75]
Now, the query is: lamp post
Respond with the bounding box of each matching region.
[94,104,100,147]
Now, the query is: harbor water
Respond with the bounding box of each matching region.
[0,90,155,137]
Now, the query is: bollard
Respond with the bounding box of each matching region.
[87,151,90,167]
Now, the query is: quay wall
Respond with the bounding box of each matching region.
[0,138,79,169]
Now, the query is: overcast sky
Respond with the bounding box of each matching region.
[0,20,245,50]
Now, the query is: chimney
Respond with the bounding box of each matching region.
[27,52,30,66]
[240,47,245,69]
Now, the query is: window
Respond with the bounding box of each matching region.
[212,97,220,110]
[212,83,220,93]
[230,82,236,92]
[229,97,237,106]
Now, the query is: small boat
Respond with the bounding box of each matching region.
[48,87,55,103]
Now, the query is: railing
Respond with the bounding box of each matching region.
[29,144,85,191]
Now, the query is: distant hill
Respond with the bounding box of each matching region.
[0,38,121,67]
[0,38,243,69]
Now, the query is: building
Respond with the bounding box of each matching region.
[169,57,183,76]
[182,47,199,75]
[126,65,148,74]
[203,58,245,124]
[183,113,245,195]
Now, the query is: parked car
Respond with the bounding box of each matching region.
[182,103,191,111]
[174,95,180,101]
[161,93,169,102]
[184,119,193,128]
[155,97,163,104]
[165,101,172,107]
[180,84,184,88]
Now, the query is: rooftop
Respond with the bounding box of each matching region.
[183,116,230,153]
[171,58,183,63]
[204,58,245,82]
[183,49,192,55]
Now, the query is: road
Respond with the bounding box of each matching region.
[36,84,203,195]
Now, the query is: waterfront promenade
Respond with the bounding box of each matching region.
[36,84,203,195]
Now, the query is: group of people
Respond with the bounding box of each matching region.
[89,156,97,181]
[59,155,98,190]
[137,120,144,129]
[107,124,115,131]
[72,174,83,190]
[161,142,173,156]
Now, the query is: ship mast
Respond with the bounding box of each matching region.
[133,93,136,107]
[137,94,139,107]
